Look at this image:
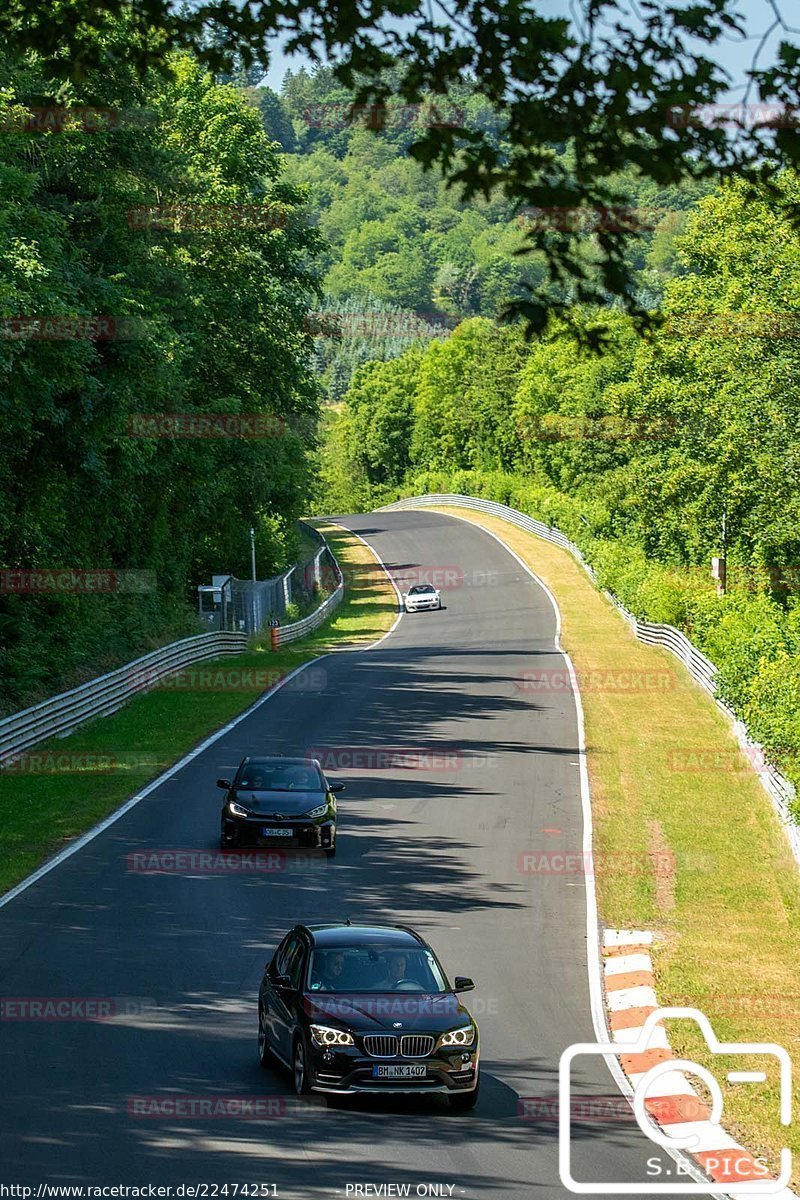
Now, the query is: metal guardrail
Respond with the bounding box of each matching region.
[271,524,345,647]
[272,578,345,647]
[0,528,347,766]
[0,632,248,768]
[380,493,800,862]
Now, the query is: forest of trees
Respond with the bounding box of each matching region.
[7,32,800,790]
[317,171,800,794]
[250,67,714,399]
[0,33,322,712]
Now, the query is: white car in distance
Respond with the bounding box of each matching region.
[402,583,442,612]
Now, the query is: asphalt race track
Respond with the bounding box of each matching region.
[0,510,702,1198]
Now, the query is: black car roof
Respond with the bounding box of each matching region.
[240,756,320,768]
[301,924,426,948]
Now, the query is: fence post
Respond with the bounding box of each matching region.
[283,567,295,609]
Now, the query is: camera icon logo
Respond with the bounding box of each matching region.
[559,1006,791,1194]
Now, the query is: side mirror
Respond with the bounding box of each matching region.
[453,976,475,993]
[329,783,345,793]
[216,778,232,790]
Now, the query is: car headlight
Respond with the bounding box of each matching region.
[438,1025,475,1048]
[304,803,328,819]
[228,801,249,817]
[310,1024,354,1047]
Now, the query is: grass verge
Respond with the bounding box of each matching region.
[433,505,800,1181]
[0,521,396,897]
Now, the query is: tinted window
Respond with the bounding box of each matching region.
[307,945,448,993]
[408,585,434,595]
[274,934,299,977]
[239,762,323,791]
[286,941,307,990]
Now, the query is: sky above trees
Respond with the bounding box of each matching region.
[263,0,800,99]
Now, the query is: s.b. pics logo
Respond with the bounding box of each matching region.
[559,1008,791,1194]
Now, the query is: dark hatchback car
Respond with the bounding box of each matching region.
[258,923,479,1110]
[217,756,343,856]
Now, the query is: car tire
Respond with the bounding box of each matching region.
[257,1006,273,1069]
[293,1036,312,1096]
[436,599,442,610]
[449,1076,479,1112]
[220,821,239,850]
[325,842,336,859]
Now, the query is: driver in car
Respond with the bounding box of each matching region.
[309,950,348,991]
[242,769,265,789]
[291,767,314,790]
[376,951,415,990]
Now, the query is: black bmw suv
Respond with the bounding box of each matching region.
[218,756,343,856]
[258,923,479,1110]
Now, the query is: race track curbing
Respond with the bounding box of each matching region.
[603,929,796,1198]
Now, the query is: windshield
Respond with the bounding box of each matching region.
[408,585,434,595]
[307,946,449,993]
[237,763,323,791]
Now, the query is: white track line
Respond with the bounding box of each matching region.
[0,525,403,911]
[423,506,720,1195]
[323,520,404,649]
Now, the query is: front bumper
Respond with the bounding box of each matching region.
[223,816,335,848]
[405,599,439,611]
[307,1045,479,1095]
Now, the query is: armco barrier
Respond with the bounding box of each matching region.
[270,523,344,647]
[0,532,345,766]
[379,493,800,865]
[0,632,248,768]
[271,577,344,647]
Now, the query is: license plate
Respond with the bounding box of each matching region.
[372,1064,426,1079]
[261,827,293,837]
